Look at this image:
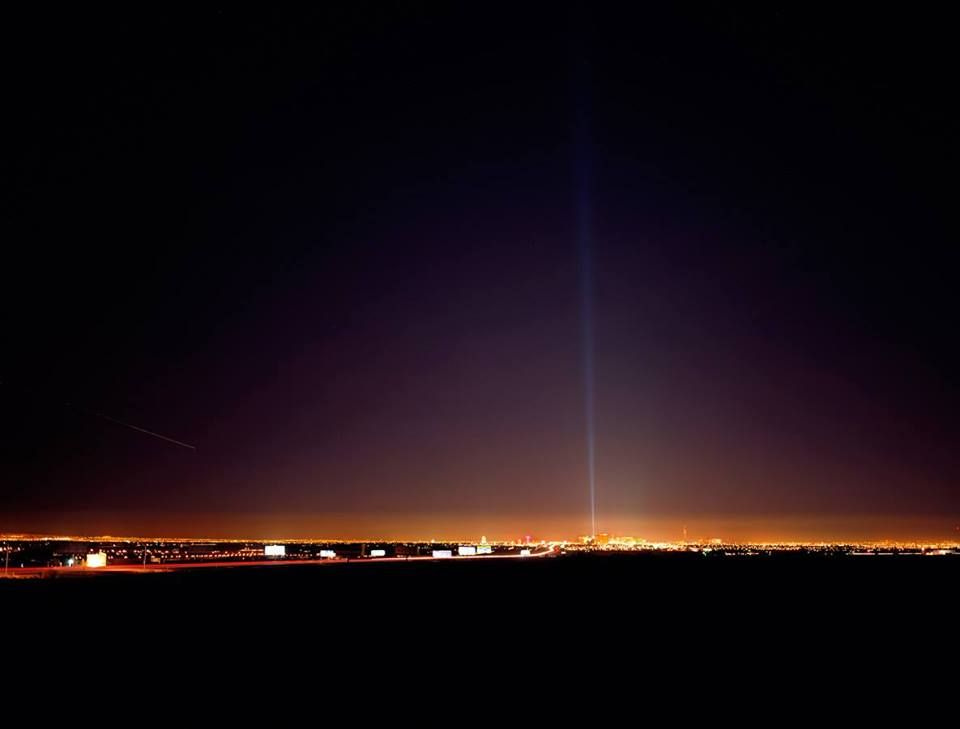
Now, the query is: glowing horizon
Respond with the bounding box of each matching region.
[3,511,957,545]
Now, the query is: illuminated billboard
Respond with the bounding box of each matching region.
[477,545,493,555]
[520,549,531,556]
[458,546,477,556]
[432,550,453,558]
[86,552,107,568]
[264,544,286,557]
[319,549,336,559]
[369,549,386,557]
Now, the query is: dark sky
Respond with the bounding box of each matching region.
[3,5,958,540]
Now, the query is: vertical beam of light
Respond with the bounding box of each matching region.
[579,184,597,539]
[572,26,597,539]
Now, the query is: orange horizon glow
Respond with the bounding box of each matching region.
[2,511,958,545]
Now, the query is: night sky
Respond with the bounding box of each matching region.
[3,5,958,541]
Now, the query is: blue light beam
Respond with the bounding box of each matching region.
[573,47,597,539]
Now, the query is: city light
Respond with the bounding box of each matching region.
[0,535,957,579]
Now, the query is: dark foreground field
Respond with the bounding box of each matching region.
[5,552,954,714]
[4,551,955,613]
[4,551,957,606]
[3,552,956,667]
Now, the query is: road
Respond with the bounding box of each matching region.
[1,547,555,578]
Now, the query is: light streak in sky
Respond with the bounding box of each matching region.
[0,377,196,451]
[85,408,196,451]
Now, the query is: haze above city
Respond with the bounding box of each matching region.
[4,6,958,545]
